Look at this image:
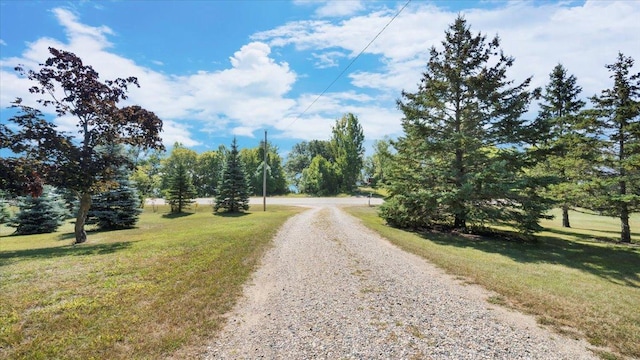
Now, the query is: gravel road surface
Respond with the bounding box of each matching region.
[204,205,596,359]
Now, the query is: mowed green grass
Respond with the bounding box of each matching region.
[0,204,302,360]
[345,206,640,359]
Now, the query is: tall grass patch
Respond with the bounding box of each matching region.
[345,206,639,359]
[0,205,301,359]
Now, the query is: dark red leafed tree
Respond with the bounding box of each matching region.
[2,47,164,244]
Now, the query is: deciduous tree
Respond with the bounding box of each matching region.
[299,155,339,196]
[3,48,163,244]
[285,140,333,189]
[241,142,288,196]
[193,149,225,197]
[331,113,365,192]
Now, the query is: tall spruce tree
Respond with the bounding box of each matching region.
[86,144,143,229]
[10,186,68,235]
[381,16,550,235]
[589,53,640,243]
[166,162,197,214]
[531,64,592,228]
[215,138,251,213]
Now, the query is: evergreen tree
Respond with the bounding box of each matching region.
[382,16,550,236]
[166,162,197,213]
[589,53,640,243]
[215,138,251,213]
[10,186,67,235]
[160,143,197,196]
[0,197,11,226]
[331,113,365,192]
[87,176,142,230]
[531,64,593,228]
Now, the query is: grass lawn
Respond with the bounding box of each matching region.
[345,206,640,360]
[0,204,302,360]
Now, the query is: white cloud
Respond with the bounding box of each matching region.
[0,39,6,46]
[315,1,365,17]
[311,50,345,68]
[257,0,640,102]
[293,0,365,18]
[3,1,639,150]
[0,9,299,148]
[260,0,640,143]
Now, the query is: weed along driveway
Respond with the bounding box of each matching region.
[204,205,597,359]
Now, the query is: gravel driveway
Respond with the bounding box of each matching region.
[204,205,596,359]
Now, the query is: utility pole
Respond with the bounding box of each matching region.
[263,129,267,211]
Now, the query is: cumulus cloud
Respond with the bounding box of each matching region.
[293,0,365,18]
[315,1,365,17]
[0,8,299,148]
[3,1,639,150]
[311,51,345,68]
[257,0,640,104]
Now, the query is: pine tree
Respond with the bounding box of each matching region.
[0,197,11,226]
[166,162,197,213]
[381,16,551,236]
[87,176,142,230]
[215,138,251,213]
[589,53,640,243]
[531,64,593,228]
[10,186,68,235]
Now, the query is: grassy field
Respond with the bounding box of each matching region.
[0,204,302,360]
[345,206,640,359]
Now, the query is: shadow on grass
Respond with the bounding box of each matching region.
[0,241,132,267]
[161,212,194,219]
[57,232,76,241]
[420,230,640,288]
[214,211,249,218]
[544,227,640,243]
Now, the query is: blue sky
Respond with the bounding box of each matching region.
[1,0,639,157]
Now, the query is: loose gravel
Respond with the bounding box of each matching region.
[204,206,597,359]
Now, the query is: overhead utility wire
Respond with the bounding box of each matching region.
[284,0,411,129]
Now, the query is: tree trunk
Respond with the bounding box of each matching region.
[620,205,631,243]
[74,192,92,244]
[454,215,466,230]
[562,204,570,228]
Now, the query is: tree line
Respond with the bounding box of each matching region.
[0,47,366,242]
[1,16,638,244]
[367,16,639,243]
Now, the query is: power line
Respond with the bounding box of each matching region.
[284,0,411,129]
